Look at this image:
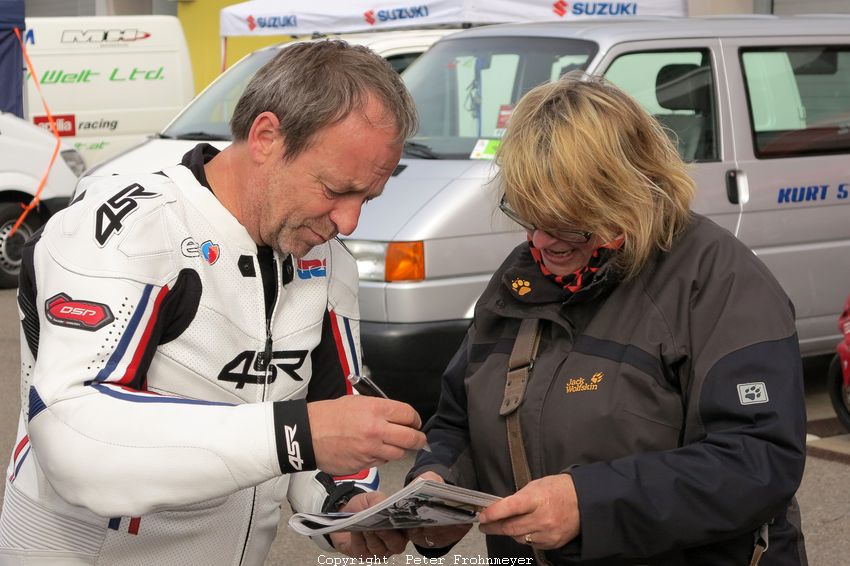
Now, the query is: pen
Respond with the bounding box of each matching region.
[347,373,432,453]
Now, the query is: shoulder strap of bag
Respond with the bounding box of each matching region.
[500,318,551,566]
[500,318,541,489]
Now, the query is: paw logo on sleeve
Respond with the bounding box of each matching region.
[737,382,769,405]
[511,278,531,295]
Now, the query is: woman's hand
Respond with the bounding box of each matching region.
[407,472,473,550]
[478,473,580,550]
[330,491,409,558]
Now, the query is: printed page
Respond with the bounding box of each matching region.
[288,480,501,535]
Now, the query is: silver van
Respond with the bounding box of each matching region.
[346,16,850,413]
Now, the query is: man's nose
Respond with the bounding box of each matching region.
[329,199,363,236]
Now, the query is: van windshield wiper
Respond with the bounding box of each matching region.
[403,140,442,160]
[162,131,231,141]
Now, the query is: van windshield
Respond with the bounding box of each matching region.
[403,36,597,159]
[163,49,278,141]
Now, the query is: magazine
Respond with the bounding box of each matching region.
[288,479,501,535]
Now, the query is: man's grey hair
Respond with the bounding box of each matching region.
[230,39,417,159]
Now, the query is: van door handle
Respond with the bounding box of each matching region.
[725,169,750,205]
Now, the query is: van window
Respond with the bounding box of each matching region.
[164,46,421,142]
[386,52,422,74]
[453,53,520,138]
[604,50,717,162]
[741,46,850,158]
[404,36,597,158]
[163,49,277,141]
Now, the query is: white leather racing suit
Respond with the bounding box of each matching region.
[0,146,377,565]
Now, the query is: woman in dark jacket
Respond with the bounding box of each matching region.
[405,75,808,565]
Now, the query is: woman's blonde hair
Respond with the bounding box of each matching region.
[496,72,695,279]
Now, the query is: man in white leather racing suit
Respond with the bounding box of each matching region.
[0,40,425,565]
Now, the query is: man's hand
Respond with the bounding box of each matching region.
[308,396,425,475]
[330,491,409,558]
[408,472,473,550]
[478,474,580,550]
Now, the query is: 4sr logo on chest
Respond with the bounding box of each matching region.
[218,350,308,389]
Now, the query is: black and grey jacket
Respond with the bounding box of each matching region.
[410,213,807,566]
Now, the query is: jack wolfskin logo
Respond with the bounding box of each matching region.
[565,372,604,394]
[737,382,769,405]
[511,278,531,295]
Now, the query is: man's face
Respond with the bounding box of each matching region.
[257,99,402,258]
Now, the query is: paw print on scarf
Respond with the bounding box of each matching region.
[511,278,531,296]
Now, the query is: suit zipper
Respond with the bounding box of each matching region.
[239,251,279,565]
[262,254,280,400]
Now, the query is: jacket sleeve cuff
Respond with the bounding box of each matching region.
[273,400,317,474]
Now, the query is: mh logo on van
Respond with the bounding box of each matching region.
[45,293,114,332]
[61,29,151,43]
[364,5,429,25]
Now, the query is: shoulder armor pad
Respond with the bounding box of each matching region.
[43,174,180,285]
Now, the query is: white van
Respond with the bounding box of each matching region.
[0,112,85,288]
[23,16,194,167]
[345,16,850,413]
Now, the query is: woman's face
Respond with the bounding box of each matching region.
[529,229,603,277]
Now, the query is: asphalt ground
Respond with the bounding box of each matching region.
[0,289,847,565]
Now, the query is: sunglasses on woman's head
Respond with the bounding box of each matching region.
[498,194,593,244]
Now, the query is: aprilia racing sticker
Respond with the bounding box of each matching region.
[45,293,114,331]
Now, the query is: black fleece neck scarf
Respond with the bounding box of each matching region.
[528,238,622,295]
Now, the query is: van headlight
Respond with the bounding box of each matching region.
[60,149,87,177]
[344,239,425,282]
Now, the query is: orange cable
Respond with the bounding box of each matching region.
[10,26,61,236]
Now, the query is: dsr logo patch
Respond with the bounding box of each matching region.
[45,293,114,331]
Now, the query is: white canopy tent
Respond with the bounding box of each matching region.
[219,0,687,67]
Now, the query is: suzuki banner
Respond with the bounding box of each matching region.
[220,0,687,37]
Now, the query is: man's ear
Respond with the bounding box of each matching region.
[247,111,284,164]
